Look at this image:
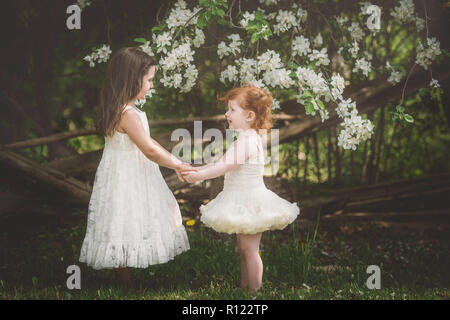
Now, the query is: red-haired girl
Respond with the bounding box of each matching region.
[182,85,300,293]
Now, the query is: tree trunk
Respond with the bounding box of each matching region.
[327,128,333,184]
[383,121,398,175]
[333,126,342,185]
[361,110,375,183]
[350,150,355,184]
[303,136,310,184]
[374,106,385,182]
[312,132,321,183]
[367,109,383,183]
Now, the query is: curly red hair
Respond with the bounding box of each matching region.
[219,85,274,133]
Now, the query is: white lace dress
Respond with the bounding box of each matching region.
[200,130,300,235]
[79,106,190,270]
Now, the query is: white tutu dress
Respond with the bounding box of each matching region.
[79,106,190,270]
[200,129,300,235]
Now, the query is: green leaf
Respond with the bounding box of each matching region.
[315,99,325,110]
[216,9,225,18]
[418,88,427,96]
[396,105,405,113]
[302,90,313,98]
[287,61,298,70]
[404,114,414,123]
[398,65,407,76]
[152,24,167,33]
[251,32,259,43]
[197,15,206,29]
[134,38,146,44]
[246,23,259,32]
[305,102,315,115]
[217,0,228,8]
[255,11,264,20]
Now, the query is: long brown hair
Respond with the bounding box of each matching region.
[96,47,156,136]
[219,85,274,133]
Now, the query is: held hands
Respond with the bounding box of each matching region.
[180,167,202,183]
[175,163,197,182]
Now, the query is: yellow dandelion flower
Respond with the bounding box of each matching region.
[186,219,196,226]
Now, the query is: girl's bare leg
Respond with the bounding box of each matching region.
[237,235,249,289]
[114,267,134,288]
[237,233,263,293]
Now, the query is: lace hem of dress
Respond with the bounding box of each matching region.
[79,226,190,270]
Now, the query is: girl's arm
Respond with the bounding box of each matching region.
[196,162,215,170]
[183,135,257,182]
[120,110,189,171]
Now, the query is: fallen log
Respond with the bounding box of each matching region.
[0,145,92,206]
[296,172,450,220]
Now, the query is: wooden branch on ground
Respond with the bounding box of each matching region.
[322,209,450,223]
[297,172,450,220]
[0,145,92,206]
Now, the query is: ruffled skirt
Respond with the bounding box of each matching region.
[200,181,300,235]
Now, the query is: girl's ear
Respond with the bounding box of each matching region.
[246,110,256,122]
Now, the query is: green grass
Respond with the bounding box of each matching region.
[1,212,449,300]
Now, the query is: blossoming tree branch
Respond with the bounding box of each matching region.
[82,0,447,150]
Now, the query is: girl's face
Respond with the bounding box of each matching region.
[136,65,156,100]
[225,99,254,131]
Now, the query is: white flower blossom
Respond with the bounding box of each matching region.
[309,48,330,67]
[313,33,323,48]
[416,37,441,69]
[240,11,255,28]
[338,113,374,150]
[359,1,373,14]
[220,65,238,84]
[296,7,308,23]
[331,73,346,99]
[217,34,243,59]
[386,62,402,84]
[415,16,425,32]
[349,22,365,42]
[77,0,91,10]
[192,28,205,48]
[166,0,200,30]
[259,0,278,5]
[273,9,299,35]
[336,15,349,26]
[353,57,372,76]
[263,68,295,88]
[140,41,154,57]
[391,0,415,23]
[257,50,282,72]
[292,35,311,57]
[83,44,111,67]
[295,66,329,97]
[154,32,172,54]
[272,98,281,110]
[349,41,359,59]
[430,78,440,88]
